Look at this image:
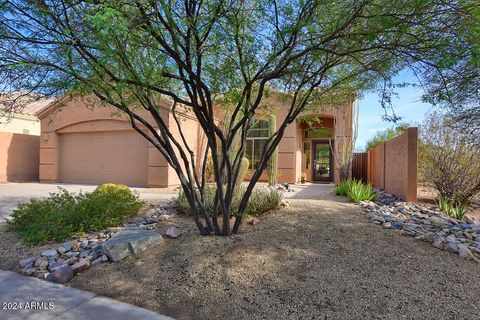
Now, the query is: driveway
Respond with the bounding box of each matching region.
[0,182,178,221]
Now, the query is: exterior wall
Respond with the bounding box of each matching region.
[166,108,204,186]
[38,95,171,187]
[0,114,41,135]
[0,132,39,181]
[367,127,418,202]
[243,93,354,184]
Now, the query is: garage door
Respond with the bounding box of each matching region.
[59,131,148,187]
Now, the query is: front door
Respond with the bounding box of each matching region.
[312,141,333,182]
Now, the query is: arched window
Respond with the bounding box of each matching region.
[245,119,269,170]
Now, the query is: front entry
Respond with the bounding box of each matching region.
[312,141,333,182]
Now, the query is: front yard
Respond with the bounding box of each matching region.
[2,192,477,319]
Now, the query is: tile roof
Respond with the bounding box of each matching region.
[0,91,54,117]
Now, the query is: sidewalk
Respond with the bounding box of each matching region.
[0,270,174,320]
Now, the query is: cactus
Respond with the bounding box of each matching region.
[236,157,250,186]
[267,115,278,186]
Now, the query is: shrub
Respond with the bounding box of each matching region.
[334,180,351,196]
[420,111,480,207]
[438,197,467,220]
[334,179,376,203]
[175,185,283,217]
[6,184,143,245]
[365,123,409,150]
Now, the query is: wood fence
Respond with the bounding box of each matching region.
[352,152,368,182]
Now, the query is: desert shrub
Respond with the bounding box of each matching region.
[175,186,283,217]
[335,179,376,203]
[6,184,143,245]
[420,111,480,207]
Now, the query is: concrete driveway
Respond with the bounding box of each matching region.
[0,182,178,221]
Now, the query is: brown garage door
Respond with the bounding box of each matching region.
[59,131,148,187]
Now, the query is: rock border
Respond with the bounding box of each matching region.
[359,190,480,264]
[18,201,179,283]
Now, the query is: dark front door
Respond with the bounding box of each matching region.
[312,141,333,181]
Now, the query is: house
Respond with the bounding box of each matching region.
[0,92,53,181]
[37,93,355,187]
[0,92,52,135]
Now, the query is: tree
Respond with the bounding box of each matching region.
[365,122,409,151]
[0,0,477,235]
[419,111,480,206]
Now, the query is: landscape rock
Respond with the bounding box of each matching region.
[35,258,48,270]
[165,227,182,238]
[71,259,91,274]
[51,266,74,284]
[19,257,34,269]
[458,244,475,260]
[63,241,73,251]
[102,227,163,261]
[445,242,459,253]
[57,246,67,255]
[41,249,59,259]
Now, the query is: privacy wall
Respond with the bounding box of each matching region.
[0,132,39,181]
[367,127,418,202]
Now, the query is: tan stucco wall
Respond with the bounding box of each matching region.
[39,92,354,187]
[367,127,418,202]
[38,96,174,187]
[0,114,41,135]
[0,132,39,181]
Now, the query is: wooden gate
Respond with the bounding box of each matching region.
[352,152,368,182]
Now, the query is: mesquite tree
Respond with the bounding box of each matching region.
[0,0,476,235]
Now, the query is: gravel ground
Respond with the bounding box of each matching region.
[61,194,480,320]
[1,194,479,319]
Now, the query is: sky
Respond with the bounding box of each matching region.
[356,69,436,151]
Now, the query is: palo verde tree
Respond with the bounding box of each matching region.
[0,0,477,235]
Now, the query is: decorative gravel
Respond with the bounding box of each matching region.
[64,194,480,320]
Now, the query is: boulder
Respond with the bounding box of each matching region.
[102,227,163,262]
[51,266,74,284]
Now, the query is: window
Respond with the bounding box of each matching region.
[23,129,29,135]
[245,120,269,170]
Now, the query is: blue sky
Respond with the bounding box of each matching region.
[356,69,436,151]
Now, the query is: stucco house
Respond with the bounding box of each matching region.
[0,92,52,181]
[37,93,355,187]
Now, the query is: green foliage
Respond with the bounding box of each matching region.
[335,179,376,203]
[365,123,409,150]
[334,180,352,196]
[267,115,278,186]
[236,157,250,186]
[438,197,467,220]
[6,184,143,245]
[175,186,283,217]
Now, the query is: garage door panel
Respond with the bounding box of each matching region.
[59,131,148,187]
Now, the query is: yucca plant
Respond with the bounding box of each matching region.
[334,180,351,196]
[453,205,467,220]
[346,179,376,203]
[438,197,454,217]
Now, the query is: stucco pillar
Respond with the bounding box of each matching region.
[39,132,59,182]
